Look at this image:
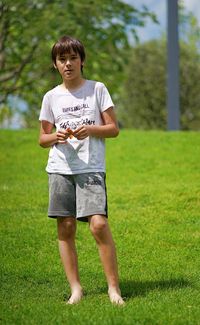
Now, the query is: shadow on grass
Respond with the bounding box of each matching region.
[120,278,191,299]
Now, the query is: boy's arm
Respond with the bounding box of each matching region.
[39,120,71,148]
[73,107,119,140]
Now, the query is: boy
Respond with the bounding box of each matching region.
[39,36,124,305]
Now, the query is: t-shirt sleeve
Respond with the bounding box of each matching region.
[97,83,115,113]
[39,93,55,124]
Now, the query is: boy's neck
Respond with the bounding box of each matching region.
[61,77,85,91]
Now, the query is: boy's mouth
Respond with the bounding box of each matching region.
[64,70,73,76]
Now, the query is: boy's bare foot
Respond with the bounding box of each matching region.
[67,287,83,305]
[108,288,125,305]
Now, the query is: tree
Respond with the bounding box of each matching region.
[179,0,200,52]
[0,0,156,127]
[118,39,200,130]
[118,40,167,129]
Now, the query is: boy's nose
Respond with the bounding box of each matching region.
[66,60,71,66]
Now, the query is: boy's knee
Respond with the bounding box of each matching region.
[89,215,107,236]
[57,217,76,240]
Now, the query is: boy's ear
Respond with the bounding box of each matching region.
[53,63,57,69]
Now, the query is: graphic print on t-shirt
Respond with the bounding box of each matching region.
[55,96,95,132]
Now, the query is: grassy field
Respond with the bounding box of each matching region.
[0,129,200,325]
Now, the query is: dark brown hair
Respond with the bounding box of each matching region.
[51,36,86,71]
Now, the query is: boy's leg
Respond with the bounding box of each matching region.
[88,215,124,305]
[57,216,83,304]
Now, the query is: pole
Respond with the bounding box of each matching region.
[167,0,180,130]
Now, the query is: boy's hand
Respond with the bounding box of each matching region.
[73,125,91,140]
[67,128,74,139]
[56,128,72,143]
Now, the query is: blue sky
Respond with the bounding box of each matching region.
[123,0,200,42]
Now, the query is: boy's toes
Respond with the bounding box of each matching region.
[66,290,83,305]
[108,290,125,305]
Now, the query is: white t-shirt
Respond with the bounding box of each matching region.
[39,80,114,175]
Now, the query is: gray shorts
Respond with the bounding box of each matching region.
[48,172,107,222]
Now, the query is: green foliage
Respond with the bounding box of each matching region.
[0,104,13,126]
[0,0,154,127]
[118,5,200,131]
[1,129,200,324]
[118,40,200,130]
[179,1,200,51]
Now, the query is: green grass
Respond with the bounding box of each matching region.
[0,129,200,325]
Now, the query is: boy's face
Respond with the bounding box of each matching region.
[54,51,83,82]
